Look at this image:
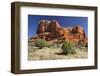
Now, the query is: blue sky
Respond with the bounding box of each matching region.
[28,15,88,38]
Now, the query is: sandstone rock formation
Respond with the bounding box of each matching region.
[29,20,88,46]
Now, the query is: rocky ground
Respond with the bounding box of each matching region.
[28,44,88,60]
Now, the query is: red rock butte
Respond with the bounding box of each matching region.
[29,20,88,46]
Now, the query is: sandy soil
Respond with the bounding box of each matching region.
[28,46,88,60]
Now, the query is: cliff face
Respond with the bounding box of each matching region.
[30,20,88,46]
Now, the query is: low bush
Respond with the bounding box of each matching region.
[34,39,47,49]
[61,40,76,55]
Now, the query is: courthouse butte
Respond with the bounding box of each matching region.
[29,20,88,47]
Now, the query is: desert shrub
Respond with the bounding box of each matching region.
[61,40,76,55]
[34,39,47,49]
